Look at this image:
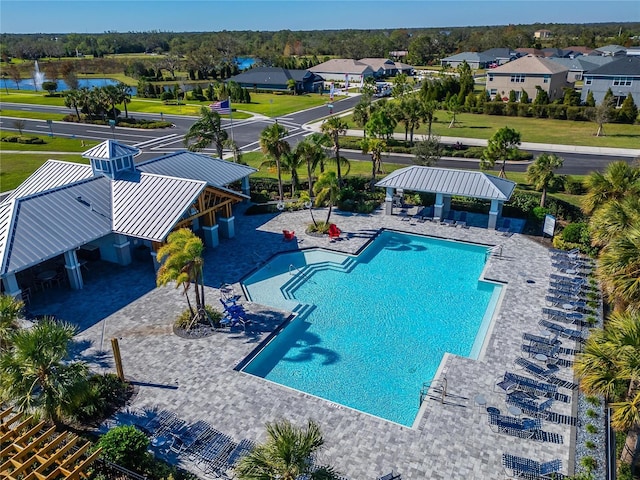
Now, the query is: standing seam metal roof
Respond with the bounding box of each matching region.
[81,139,141,159]
[375,166,516,201]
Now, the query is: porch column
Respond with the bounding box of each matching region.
[218,216,235,239]
[488,199,502,230]
[434,192,444,221]
[202,225,220,248]
[150,251,161,273]
[2,273,22,299]
[64,249,84,290]
[241,177,251,201]
[442,195,452,219]
[385,187,393,215]
[114,234,132,266]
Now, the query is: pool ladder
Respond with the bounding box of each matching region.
[487,244,503,260]
[419,376,448,405]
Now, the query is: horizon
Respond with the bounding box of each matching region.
[1,1,639,35]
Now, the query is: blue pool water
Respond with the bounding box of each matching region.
[242,231,502,426]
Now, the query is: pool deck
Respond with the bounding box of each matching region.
[29,206,577,480]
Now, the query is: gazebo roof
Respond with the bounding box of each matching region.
[376,166,516,201]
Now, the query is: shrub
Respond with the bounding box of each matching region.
[565,177,586,195]
[160,91,174,101]
[307,221,331,234]
[561,222,589,243]
[484,102,505,115]
[1,135,20,142]
[97,425,150,471]
[580,456,597,472]
[531,206,549,221]
[617,462,633,480]
[73,373,129,424]
[585,440,596,449]
[586,409,598,418]
[585,423,598,434]
[517,104,531,117]
[176,305,223,329]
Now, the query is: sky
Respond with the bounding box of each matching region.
[1,0,639,34]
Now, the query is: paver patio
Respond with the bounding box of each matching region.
[29,205,577,480]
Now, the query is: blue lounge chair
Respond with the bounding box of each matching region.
[539,320,584,341]
[507,391,554,417]
[542,308,584,324]
[504,372,558,397]
[457,211,469,228]
[523,332,560,346]
[549,273,587,285]
[521,342,560,359]
[488,413,541,439]
[516,357,578,390]
[502,453,562,480]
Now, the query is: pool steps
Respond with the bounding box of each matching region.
[280,257,358,300]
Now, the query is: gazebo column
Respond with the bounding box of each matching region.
[384,187,394,215]
[442,195,452,218]
[113,234,132,266]
[241,177,251,201]
[2,273,22,300]
[434,193,444,220]
[201,211,219,248]
[64,249,84,290]
[488,199,503,229]
[218,204,235,239]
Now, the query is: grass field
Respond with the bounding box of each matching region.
[1,110,66,121]
[344,109,640,149]
[0,134,99,152]
[1,153,88,191]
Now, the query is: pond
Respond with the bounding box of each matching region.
[3,77,134,93]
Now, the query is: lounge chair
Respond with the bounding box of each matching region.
[328,223,342,240]
[548,287,588,301]
[377,472,402,480]
[549,273,587,285]
[521,342,560,359]
[488,413,541,439]
[503,372,558,398]
[170,420,217,454]
[497,218,511,233]
[523,332,561,347]
[456,211,469,228]
[398,209,411,221]
[507,391,554,417]
[515,357,578,390]
[282,230,296,241]
[539,319,584,341]
[194,432,234,474]
[542,307,584,324]
[502,453,563,480]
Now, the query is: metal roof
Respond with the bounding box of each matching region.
[0,177,113,275]
[112,172,206,241]
[81,139,140,159]
[137,151,257,187]
[2,160,93,204]
[375,166,516,201]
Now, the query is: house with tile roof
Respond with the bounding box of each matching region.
[0,140,255,300]
[226,67,324,93]
[485,55,570,102]
[308,59,375,84]
[581,56,640,106]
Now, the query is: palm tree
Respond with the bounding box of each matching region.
[64,89,82,120]
[184,106,229,158]
[589,197,640,248]
[320,116,348,187]
[575,312,640,464]
[156,228,208,329]
[261,150,304,197]
[0,317,89,424]
[0,294,23,352]
[582,161,640,215]
[295,136,327,198]
[235,419,340,480]
[103,84,120,121]
[526,153,564,207]
[313,171,340,226]
[115,82,132,118]
[421,100,439,139]
[259,122,290,201]
[353,98,373,134]
[361,137,387,191]
[598,226,640,314]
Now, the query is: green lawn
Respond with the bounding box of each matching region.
[1,110,66,121]
[0,134,99,152]
[344,110,640,149]
[1,153,88,191]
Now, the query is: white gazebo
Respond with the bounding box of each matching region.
[376,166,516,229]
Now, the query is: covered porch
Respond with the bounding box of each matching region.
[375,166,517,230]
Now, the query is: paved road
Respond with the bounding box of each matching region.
[1,98,636,173]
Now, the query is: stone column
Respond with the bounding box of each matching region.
[218,216,235,239]
[488,199,501,230]
[385,187,393,215]
[113,234,132,266]
[434,192,444,221]
[64,249,84,290]
[202,225,220,248]
[1,273,21,299]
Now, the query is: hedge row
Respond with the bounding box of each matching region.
[1,135,45,144]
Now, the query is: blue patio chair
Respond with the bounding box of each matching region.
[541,308,584,324]
[547,288,588,302]
[521,342,560,359]
[497,218,511,233]
[502,453,562,480]
[523,332,560,346]
[514,357,554,380]
[504,372,558,397]
[549,273,587,285]
[488,413,541,439]
[539,320,584,341]
[507,391,554,417]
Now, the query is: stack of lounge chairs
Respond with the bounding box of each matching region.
[220,298,249,330]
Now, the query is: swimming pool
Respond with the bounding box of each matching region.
[242,230,502,427]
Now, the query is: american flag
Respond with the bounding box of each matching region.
[210,99,231,114]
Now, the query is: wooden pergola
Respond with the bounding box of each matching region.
[0,407,101,480]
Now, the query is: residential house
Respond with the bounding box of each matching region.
[309,59,375,85]
[547,56,614,82]
[441,48,519,69]
[226,67,324,93]
[359,58,399,77]
[389,50,408,60]
[485,54,570,102]
[0,140,255,300]
[581,56,640,106]
[565,46,594,56]
[534,29,553,39]
[591,45,627,57]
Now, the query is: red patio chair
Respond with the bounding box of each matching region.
[328,224,341,240]
[282,230,295,241]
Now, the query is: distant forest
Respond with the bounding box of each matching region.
[1,22,638,66]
